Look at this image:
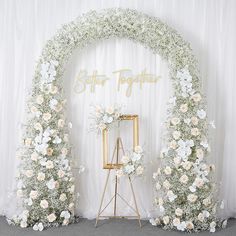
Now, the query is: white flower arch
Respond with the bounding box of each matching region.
[11,8,223,232]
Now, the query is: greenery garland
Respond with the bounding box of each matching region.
[9,8,225,232]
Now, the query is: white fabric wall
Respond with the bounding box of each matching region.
[0,0,236,219]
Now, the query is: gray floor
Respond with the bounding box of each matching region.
[0,217,235,236]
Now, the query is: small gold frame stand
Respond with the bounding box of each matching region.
[95,117,141,228]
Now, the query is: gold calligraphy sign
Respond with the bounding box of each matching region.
[73,69,161,97]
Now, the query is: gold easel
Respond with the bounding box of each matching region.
[95,120,141,227]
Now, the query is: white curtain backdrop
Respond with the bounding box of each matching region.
[0,0,236,219]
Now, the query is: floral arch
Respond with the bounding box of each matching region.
[11,8,223,232]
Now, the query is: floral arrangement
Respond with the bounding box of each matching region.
[10,8,225,232]
[116,146,144,178]
[90,104,121,133]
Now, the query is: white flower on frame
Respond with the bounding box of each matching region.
[49,99,58,110]
[134,145,143,153]
[136,166,144,175]
[124,164,135,174]
[121,155,130,164]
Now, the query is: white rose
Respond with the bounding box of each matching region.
[191,93,201,102]
[70,185,75,193]
[191,128,200,136]
[156,182,161,190]
[198,213,204,222]
[36,95,44,105]
[59,193,67,202]
[47,148,53,156]
[210,221,216,232]
[174,157,181,165]
[46,160,54,169]
[37,172,45,181]
[187,194,198,203]
[58,170,65,178]
[49,85,58,94]
[171,117,180,126]
[121,155,130,164]
[169,140,177,149]
[43,113,52,121]
[203,197,211,206]
[64,134,69,142]
[163,216,170,225]
[164,166,172,175]
[191,116,199,125]
[34,122,42,131]
[136,166,144,176]
[24,138,32,147]
[180,104,188,113]
[196,149,204,159]
[179,175,189,184]
[17,189,23,197]
[61,148,68,156]
[163,180,171,189]
[20,221,27,228]
[195,177,204,188]
[175,208,183,216]
[29,190,38,199]
[173,218,181,226]
[173,131,181,140]
[134,145,143,153]
[40,200,48,209]
[25,170,33,178]
[58,119,65,128]
[182,161,192,170]
[106,106,114,114]
[47,213,56,223]
[31,152,39,161]
[158,197,163,205]
[69,203,74,210]
[63,219,69,226]
[186,221,194,230]
[30,106,38,113]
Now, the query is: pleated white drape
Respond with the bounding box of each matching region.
[0,0,235,219]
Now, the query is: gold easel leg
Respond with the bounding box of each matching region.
[128,177,142,228]
[95,169,111,227]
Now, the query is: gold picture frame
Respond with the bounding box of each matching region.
[102,114,139,169]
